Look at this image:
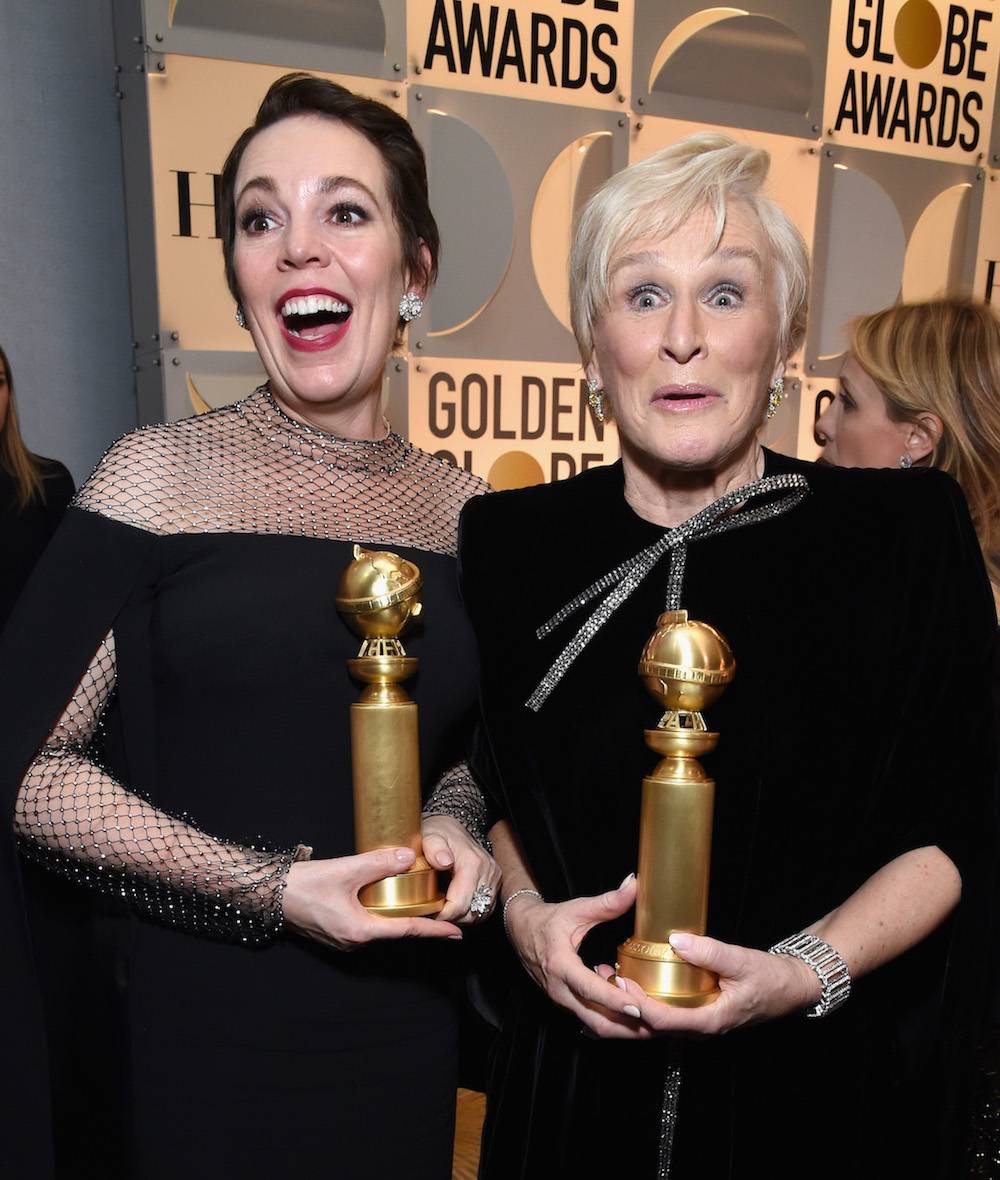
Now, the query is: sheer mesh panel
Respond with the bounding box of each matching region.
[14,387,488,941]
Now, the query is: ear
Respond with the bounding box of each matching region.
[404,241,434,301]
[903,412,943,464]
[769,352,786,388]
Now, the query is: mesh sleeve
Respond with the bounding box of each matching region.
[422,760,493,850]
[13,633,303,944]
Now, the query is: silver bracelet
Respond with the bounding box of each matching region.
[502,888,543,933]
[768,932,852,1018]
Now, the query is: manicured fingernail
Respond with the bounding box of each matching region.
[669,932,692,951]
[448,934,463,940]
[624,1004,641,1018]
[614,975,628,991]
[394,848,414,863]
[593,965,600,974]
[618,872,636,889]
[438,853,454,867]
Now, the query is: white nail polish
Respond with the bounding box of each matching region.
[614,976,627,991]
[624,1004,641,1018]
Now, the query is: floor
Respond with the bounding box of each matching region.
[452,1088,486,1180]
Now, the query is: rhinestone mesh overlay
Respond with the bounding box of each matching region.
[423,761,493,850]
[526,474,808,710]
[15,387,490,941]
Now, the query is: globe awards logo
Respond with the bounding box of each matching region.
[827,0,997,159]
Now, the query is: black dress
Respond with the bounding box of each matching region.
[459,451,997,1179]
[0,388,485,1179]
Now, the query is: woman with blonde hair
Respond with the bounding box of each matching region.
[0,343,74,624]
[461,137,995,1176]
[816,297,1000,605]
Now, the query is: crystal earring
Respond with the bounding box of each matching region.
[235,304,247,329]
[399,292,423,322]
[898,452,913,469]
[586,376,606,424]
[766,376,784,420]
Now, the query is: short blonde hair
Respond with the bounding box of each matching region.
[570,132,809,366]
[849,298,1000,591]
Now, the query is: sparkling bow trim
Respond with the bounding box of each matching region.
[525,473,809,711]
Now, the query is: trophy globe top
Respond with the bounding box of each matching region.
[638,609,735,714]
[336,545,423,640]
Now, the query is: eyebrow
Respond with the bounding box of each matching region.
[610,244,765,278]
[235,174,382,208]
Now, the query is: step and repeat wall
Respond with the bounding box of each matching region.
[113,0,1000,485]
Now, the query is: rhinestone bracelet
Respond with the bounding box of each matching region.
[768,932,852,1018]
[502,888,543,934]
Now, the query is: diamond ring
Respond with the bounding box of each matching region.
[469,883,494,918]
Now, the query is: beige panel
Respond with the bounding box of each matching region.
[407,0,633,110]
[823,0,999,164]
[902,182,973,299]
[147,55,405,351]
[973,167,1000,303]
[408,358,619,484]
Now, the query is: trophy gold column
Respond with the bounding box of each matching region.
[335,545,445,917]
[614,609,735,1005]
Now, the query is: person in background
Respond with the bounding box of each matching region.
[816,297,1000,1174]
[815,297,1000,609]
[0,343,74,624]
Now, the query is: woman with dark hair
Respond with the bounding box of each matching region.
[1,74,498,1179]
[0,344,74,624]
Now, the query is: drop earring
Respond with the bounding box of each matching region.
[399,292,423,322]
[766,377,784,420]
[235,305,247,329]
[586,376,606,424]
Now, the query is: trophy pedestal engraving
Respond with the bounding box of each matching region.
[338,548,445,918]
[614,610,734,1005]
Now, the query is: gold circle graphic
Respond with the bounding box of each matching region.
[487,451,545,491]
[894,0,941,69]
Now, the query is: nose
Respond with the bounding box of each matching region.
[279,217,330,271]
[660,296,704,365]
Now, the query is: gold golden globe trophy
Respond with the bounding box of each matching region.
[614,609,736,1005]
[335,545,444,917]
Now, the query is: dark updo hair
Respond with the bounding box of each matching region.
[220,72,439,304]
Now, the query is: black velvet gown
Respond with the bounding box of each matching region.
[460,450,997,1179]
[0,388,484,1179]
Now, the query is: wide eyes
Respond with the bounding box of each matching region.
[624,282,744,312]
[237,200,369,236]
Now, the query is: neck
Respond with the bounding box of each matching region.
[621,436,765,527]
[268,383,387,440]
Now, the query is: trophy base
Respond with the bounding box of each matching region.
[614,936,720,1006]
[360,862,445,918]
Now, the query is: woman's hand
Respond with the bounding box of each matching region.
[420,813,502,925]
[504,876,654,1038]
[282,847,462,951]
[597,931,821,1035]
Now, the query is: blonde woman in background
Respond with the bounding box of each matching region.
[815,298,1000,609]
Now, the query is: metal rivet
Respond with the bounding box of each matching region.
[811,124,820,134]
[157,61,165,71]
[809,363,817,372]
[414,64,422,75]
[392,89,400,98]
[170,331,179,341]
[135,64,144,73]
[415,340,424,349]
[636,96,645,106]
[635,121,643,130]
[617,93,625,103]
[415,91,422,100]
[133,35,142,43]
[415,364,424,373]
[155,33,163,42]
[153,358,161,367]
[617,118,626,127]
[393,62,401,72]
[825,149,833,157]
[131,364,140,372]
[394,362,403,372]
[171,357,180,366]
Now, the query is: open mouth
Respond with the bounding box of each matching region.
[652,385,721,411]
[280,293,352,341]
